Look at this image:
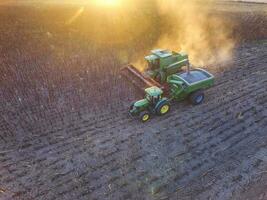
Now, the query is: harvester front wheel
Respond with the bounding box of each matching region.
[189,90,205,105]
[139,111,151,123]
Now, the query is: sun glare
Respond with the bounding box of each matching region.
[94,0,121,7]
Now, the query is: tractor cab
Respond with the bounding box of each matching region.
[145,86,163,105]
[129,86,170,122]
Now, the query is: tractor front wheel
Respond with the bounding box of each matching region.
[139,111,151,123]
[130,102,135,111]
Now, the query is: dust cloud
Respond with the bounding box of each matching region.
[41,0,235,68]
[155,0,235,66]
[129,0,235,71]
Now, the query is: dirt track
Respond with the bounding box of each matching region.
[0,2,267,200]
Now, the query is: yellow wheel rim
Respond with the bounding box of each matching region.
[160,105,170,114]
[142,114,150,122]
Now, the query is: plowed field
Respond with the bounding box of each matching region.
[0,2,266,200]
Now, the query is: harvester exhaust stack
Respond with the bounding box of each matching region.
[187,62,191,74]
[121,65,163,93]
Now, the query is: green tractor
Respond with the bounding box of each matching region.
[144,49,189,83]
[129,86,171,122]
[129,68,214,122]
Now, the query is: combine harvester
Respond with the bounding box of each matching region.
[121,49,190,93]
[121,49,215,122]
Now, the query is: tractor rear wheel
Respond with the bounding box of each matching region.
[156,101,171,116]
[139,111,151,123]
[189,90,205,105]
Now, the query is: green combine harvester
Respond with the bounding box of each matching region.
[121,49,189,91]
[144,49,189,83]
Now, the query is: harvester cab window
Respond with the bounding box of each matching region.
[148,59,160,70]
[147,62,152,69]
[153,59,160,69]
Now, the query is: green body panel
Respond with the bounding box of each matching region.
[173,79,214,101]
[130,98,149,116]
[167,69,214,101]
[134,99,149,108]
[164,58,189,75]
[145,49,189,81]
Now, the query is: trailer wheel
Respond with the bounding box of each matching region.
[189,90,205,105]
[139,111,151,122]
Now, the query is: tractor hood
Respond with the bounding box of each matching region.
[134,99,149,108]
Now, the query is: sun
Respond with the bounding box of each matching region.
[102,0,119,5]
[94,0,121,7]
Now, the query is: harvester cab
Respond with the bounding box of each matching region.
[145,49,189,83]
